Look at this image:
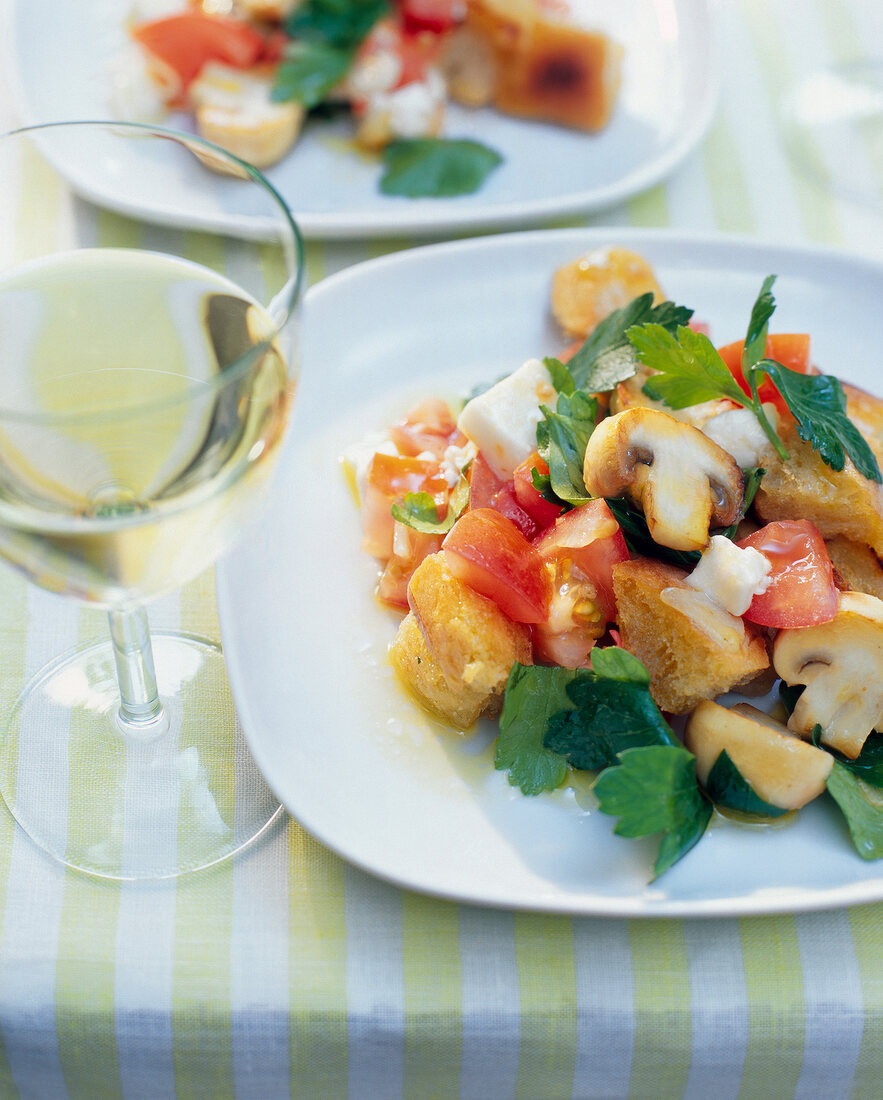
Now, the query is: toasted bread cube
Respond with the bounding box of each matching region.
[490,15,623,132]
[191,62,304,168]
[551,247,665,340]
[753,424,883,557]
[612,557,770,715]
[827,536,883,600]
[390,551,531,728]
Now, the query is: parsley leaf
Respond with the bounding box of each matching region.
[494,664,577,795]
[631,323,748,408]
[829,732,883,789]
[272,40,355,107]
[390,476,470,534]
[757,361,882,483]
[379,139,503,198]
[544,647,677,770]
[826,762,883,860]
[743,274,777,371]
[285,0,389,46]
[593,745,712,878]
[536,389,597,505]
[567,294,694,393]
[704,750,787,818]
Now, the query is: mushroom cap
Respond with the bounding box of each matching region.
[773,591,883,758]
[685,700,833,811]
[583,407,745,552]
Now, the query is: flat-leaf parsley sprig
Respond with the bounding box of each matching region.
[628,276,881,483]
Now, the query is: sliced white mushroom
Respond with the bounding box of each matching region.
[773,591,883,759]
[685,700,833,811]
[582,408,745,552]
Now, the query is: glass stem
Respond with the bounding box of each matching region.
[108,607,166,734]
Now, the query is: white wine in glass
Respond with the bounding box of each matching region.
[0,121,304,879]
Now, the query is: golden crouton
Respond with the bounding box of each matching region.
[844,380,883,459]
[612,557,770,715]
[826,536,883,600]
[390,551,531,728]
[551,247,665,340]
[753,423,883,556]
[191,63,304,169]
[463,0,622,133]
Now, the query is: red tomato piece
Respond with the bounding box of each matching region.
[361,453,449,560]
[532,500,629,666]
[388,397,462,459]
[468,451,505,509]
[717,333,812,416]
[737,519,837,628]
[133,13,265,93]
[443,508,551,623]
[513,451,565,530]
[377,523,443,608]
[489,484,541,541]
[399,0,460,35]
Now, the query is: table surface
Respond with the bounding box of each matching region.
[2,1,883,1098]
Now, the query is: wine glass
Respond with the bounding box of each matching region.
[0,121,303,879]
[780,58,883,207]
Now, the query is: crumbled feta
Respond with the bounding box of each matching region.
[372,70,446,139]
[458,358,556,480]
[441,440,478,488]
[701,404,779,468]
[685,535,772,617]
[346,47,403,99]
[107,43,170,122]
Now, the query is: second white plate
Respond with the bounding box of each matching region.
[9,0,718,239]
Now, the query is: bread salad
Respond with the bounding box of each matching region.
[346,246,883,878]
[110,0,622,195]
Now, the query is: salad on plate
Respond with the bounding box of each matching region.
[111,0,623,195]
[346,245,883,879]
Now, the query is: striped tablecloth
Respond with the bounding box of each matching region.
[2,1,883,1097]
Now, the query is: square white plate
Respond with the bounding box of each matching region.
[216,228,883,916]
[9,0,718,239]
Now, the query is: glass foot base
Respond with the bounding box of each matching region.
[0,633,283,880]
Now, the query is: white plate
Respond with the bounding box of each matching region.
[9,0,718,239]
[216,228,883,917]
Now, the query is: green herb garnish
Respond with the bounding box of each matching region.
[566,294,694,393]
[544,647,678,770]
[826,762,883,860]
[630,276,882,483]
[494,664,578,795]
[379,139,503,198]
[593,745,712,879]
[704,750,787,818]
[390,476,470,534]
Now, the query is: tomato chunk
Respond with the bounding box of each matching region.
[399,0,460,35]
[737,519,837,628]
[388,397,462,459]
[718,333,812,416]
[133,13,266,94]
[443,508,551,623]
[532,500,629,666]
[513,451,565,530]
[377,523,443,608]
[362,452,448,559]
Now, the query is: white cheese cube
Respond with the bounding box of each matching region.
[686,535,772,617]
[457,358,556,480]
[701,404,779,468]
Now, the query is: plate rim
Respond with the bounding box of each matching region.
[217,225,883,917]
[7,0,720,240]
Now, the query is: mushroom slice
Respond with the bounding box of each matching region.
[773,591,883,759]
[583,408,745,552]
[685,700,833,811]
